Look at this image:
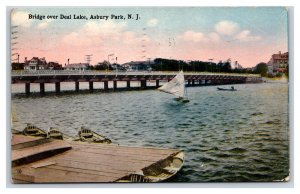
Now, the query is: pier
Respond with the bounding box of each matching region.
[12,134,183,183]
[11,70,263,95]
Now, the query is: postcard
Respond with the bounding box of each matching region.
[10,7,289,183]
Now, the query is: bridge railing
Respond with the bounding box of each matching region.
[11,70,260,77]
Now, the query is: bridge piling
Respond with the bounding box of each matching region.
[40,83,45,95]
[156,80,159,88]
[89,81,94,92]
[55,82,60,94]
[75,81,80,92]
[104,81,108,90]
[141,80,146,89]
[25,83,30,96]
[113,80,117,90]
[127,80,130,88]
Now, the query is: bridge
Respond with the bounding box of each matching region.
[11,70,262,95]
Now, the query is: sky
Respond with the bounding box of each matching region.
[11,7,288,67]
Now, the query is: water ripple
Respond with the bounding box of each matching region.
[11,83,289,182]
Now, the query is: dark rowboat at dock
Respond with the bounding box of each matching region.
[11,134,184,183]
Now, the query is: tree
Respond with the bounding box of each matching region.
[221,62,232,72]
[254,62,268,77]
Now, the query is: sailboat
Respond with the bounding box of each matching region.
[158,70,190,103]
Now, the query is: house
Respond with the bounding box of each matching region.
[24,57,47,70]
[64,63,89,71]
[11,62,25,70]
[122,60,155,71]
[267,51,288,74]
[267,64,273,75]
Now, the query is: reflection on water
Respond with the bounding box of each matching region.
[11,83,289,182]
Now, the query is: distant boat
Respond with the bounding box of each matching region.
[217,86,237,91]
[23,123,47,137]
[158,70,190,103]
[75,127,112,144]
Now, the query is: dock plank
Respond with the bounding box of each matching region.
[61,149,176,162]
[12,140,71,162]
[70,144,179,158]
[11,135,44,146]
[15,166,116,183]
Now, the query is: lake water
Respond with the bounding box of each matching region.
[11,82,289,182]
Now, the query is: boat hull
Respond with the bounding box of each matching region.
[77,127,112,144]
[116,151,185,182]
[23,124,47,137]
[217,87,237,91]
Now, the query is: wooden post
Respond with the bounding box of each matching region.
[25,83,30,96]
[89,81,94,92]
[127,80,130,88]
[188,80,191,86]
[40,83,45,95]
[156,80,159,88]
[55,82,60,94]
[141,80,146,89]
[75,81,79,92]
[192,80,195,86]
[104,81,108,90]
[113,80,117,90]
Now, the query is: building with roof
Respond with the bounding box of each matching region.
[64,63,89,71]
[267,51,288,74]
[122,60,155,71]
[24,57,47,71]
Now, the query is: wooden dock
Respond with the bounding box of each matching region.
[11,134,184,183]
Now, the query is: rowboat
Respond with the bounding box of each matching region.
[47,127,64,140]
[217,87,237,91]
[116,151,184,182]
[76,127,112,144]
[23,123,47,137]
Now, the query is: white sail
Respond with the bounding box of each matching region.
[158,70,185,98]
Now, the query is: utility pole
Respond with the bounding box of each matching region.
[209,58,213,72]
[107,53,114,71]
[115,57,118,77]
[141,27,147,62]
[85,54,93,65]
[11,25,19,64]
